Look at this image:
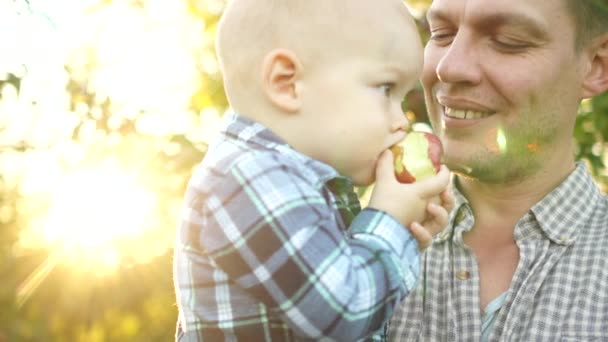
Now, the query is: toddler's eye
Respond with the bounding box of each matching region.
[379,83,394,98]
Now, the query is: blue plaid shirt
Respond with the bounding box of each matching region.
[173,112,421,341]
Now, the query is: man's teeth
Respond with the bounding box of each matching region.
[445,107,489,119]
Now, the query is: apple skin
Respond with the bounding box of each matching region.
[390,131,443,183]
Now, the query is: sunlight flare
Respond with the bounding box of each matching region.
[16,253,60,308]
[32,161,159,271]
[496,128,507,154]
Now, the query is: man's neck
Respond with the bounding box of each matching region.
[456,161,576,234]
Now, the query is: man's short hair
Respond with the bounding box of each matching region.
[566,0,608,49]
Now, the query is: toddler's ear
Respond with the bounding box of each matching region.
[261,49,303,112]
[581,33,608,98]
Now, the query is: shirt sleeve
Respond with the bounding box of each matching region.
[200,152,420,340]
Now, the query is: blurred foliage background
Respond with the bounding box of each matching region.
[1,0,606,341]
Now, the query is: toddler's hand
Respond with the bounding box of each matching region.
[369,150,451,228]
[407,189,454,250]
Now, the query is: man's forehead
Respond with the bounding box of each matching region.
[427,0,567,29]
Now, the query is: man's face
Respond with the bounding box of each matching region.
[423,0,586,183]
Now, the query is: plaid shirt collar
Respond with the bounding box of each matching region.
[219,111,341,187]
[436,162,600,244]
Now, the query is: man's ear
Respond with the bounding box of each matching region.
[261,49,303,112]
[581,33,608,98]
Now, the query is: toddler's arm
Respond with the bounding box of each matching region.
[192,153,426,340]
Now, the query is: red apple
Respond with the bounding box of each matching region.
[390,131,443,183]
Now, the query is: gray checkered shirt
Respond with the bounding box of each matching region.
[389,162,608,341]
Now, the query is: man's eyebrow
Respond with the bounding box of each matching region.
[474,13,549,39]
[426,9,549,40]
[426,8,450,24]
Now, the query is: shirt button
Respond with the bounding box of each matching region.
[455,270,471,280]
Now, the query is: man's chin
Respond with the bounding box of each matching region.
[444,157,500,182]
[441,153,474,176]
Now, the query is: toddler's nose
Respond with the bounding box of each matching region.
[391,112,410,132]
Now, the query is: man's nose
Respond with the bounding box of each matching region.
[435,33,482,85]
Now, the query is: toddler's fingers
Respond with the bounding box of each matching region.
[440,189,456,212]
[415,166,451,198]
[408,221,432,250]
[426,202,449,230]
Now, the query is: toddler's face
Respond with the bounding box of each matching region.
[296,5,423,185]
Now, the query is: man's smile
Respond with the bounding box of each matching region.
[444,107,493,120]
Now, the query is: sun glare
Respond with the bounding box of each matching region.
[496,128,507,154]
[40,163,157,271]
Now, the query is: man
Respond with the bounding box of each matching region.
[389,0,608,341]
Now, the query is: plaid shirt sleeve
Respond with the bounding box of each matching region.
[192,151,420,340]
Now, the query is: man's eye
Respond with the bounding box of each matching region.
[429,31,455,46]
[492,38,533,52]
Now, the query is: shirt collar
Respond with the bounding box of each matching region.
[530,162,603,245]
[434,176,470,242]
[435,162,602,245]
[220,111,342,186]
